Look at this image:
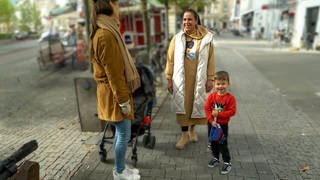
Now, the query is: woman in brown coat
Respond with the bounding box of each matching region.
[165,9,215,150]
[90,0,141,179]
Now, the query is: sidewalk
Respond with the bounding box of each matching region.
[70,36,320,179]
[217,32,320,54]
[0,39,15,45]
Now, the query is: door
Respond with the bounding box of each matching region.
[306,6,319,43]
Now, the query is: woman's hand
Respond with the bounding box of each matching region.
[119,100,131,115]
[206,80,213,92]
[167,79,173,94]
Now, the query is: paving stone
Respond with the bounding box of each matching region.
[4,37,320,180]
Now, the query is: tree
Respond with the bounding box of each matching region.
[30,3,42,31]
[141,0,151,60]
[0,0,15,32]
[17,1,41,32]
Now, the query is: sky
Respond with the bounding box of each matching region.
[10,0,17,4]
[55,0,67,6]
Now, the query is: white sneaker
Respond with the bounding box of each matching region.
[113,165,139,174]
[113,168,140,180]
[125,165,139,174]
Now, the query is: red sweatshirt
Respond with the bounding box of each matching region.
[204,92,236,125]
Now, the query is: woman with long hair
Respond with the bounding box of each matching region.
[89,0,141,179]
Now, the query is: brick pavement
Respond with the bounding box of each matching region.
[0,67,99,180]
[70,38,320,179]
[2,36,319,179]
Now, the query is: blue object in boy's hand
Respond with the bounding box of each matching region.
[209,124,224,144]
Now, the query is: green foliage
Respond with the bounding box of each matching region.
[0,0,15,32]
[156,0,216,12]
[0,33,13,40]
[17,1,41,32]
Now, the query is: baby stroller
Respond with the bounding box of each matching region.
[99,63,156,166]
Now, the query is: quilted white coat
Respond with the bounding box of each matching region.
[172,31,214,118]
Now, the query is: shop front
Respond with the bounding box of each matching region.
[292,1,320,50]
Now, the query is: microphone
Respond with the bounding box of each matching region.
[10,140,38,163]
[0,140,38,173]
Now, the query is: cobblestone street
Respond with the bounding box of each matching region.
[0,63,99,179]
[1,35,320,179]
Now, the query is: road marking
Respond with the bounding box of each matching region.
[316,92,320,97]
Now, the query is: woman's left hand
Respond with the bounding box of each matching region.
[205,80,213,92]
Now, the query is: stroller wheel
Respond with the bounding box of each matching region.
[99,149,107,162]
[148,136,156,149]
[143,135,156,149]
[142,135,149,148]
[131,154,138,167]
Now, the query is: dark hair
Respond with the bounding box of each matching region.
[90,0,118,39]
[214,71,230,83]
[182,8,201,25]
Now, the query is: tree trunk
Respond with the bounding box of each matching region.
[141,0,151,64]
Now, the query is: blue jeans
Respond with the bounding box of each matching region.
[112,119,131,173]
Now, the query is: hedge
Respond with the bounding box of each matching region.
[0,33,13,40]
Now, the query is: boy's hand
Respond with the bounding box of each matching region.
[211,110,218,117]
[211,121,217,128]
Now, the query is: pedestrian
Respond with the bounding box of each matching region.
[260,27,265,40]
[89,0,141,179]
[76,23,87,68]
[273,29,281,48]
[204,71,236,175]
[65,24,77,47]
[165,8,215,150]
[251,28,256,40]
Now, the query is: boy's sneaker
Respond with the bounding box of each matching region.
[207,141,211,149]
[221,162,232,175]
[208,157,219,168]
[207,142,212,152]
[113,168,140,180]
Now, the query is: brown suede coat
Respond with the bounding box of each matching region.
[91,28,134,122]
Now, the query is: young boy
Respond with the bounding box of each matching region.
[204,71,236,175]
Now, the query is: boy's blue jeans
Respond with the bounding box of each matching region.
[112,119,131,173]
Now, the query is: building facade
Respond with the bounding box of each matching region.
[230,0,285,40]
[202,0,234,30]
[292,0,320,49]
[230,0,320,50]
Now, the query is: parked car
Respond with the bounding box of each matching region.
[14,32,29,40]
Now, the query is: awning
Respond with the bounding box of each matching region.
[281,9,296,17]
[241,11,254,20]
[288,10,295,16]
[50,2,77,17]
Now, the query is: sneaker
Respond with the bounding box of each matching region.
[113,165,139,174]
[207,141,211,149]
[208,157,219,168]
[125,165,139,174]
[221,162,232,175]
[113,168,140,180]
[207,142,212,153]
